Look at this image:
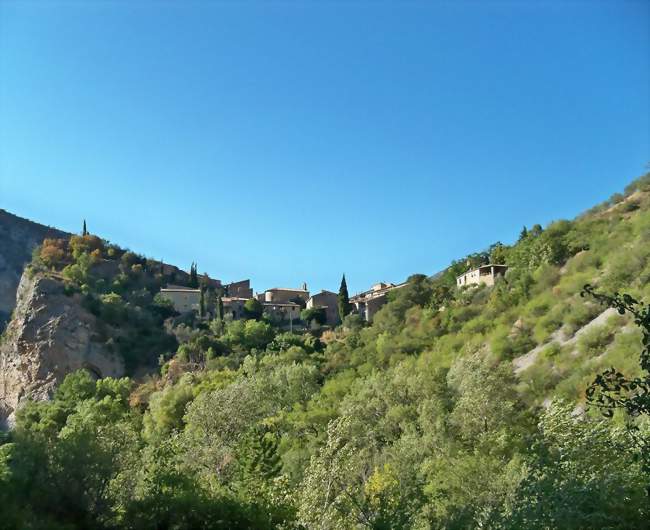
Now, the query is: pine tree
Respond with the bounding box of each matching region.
[243,429,282,481]
[82,219,88,236]
[518,226,528,241]
[338,274,351,321]
[257,433,282,479]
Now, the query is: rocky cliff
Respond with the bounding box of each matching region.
[0,271,124,428]
[0,209,231,429]
[0,209,69,331]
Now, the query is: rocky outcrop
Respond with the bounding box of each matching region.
[0,209,69,331]
[0,271,124,429]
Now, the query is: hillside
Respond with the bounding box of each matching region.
[0,173,649,529]
[0,209,69,330]
[0,228,216,428]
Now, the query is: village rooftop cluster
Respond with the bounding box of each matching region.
[159,263,508,327]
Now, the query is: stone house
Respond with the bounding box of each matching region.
[258,285,309,304]
[350,282,406,322]
[262,301,302,324]
[456,264,508,287]
[221,297,248,320]
[306,290,340,325]
[159,286,201,313]
[220,296,301,323]
[226,279,253,299]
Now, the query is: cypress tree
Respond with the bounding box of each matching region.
[189,262,198,288]
[82,219,88,236]
[199,288,205,318]
[216,295,224,321]
[338,274,351,321]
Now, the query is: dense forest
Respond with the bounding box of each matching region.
[1,174,650,529]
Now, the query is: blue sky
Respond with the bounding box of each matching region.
[0,1,648,295]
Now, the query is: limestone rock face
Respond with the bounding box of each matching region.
[0,271,124,428]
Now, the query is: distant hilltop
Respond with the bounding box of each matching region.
[0,210,226,332]
[0,209,69,330]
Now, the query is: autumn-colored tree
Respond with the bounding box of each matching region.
[39,238,68,269]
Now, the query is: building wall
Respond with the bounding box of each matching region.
[263,289,310,304]
[457,269,481,286]
[457,266,507,287]
[262,302,301,323]
[366,294,389,321]
[350,282,405,322]
[227,280,253,299]
[306,290,340,325]
[159,289,201,313]
[480,270,497,287]
[351,293,389,322]
[222,298,247,320]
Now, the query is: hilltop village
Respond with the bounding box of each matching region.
[158,264,509,328]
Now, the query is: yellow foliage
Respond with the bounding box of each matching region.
[364,463,400,510]
[69,234,104,257]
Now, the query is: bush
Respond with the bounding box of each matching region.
[69,234,104,259]
[490,323,535,360]
[533,303,566,343]
[539,342,562,360]
[243,298,263,320]
[342,313,365,331]
[301,307,326,326]
[601,247,647,291]
[623,171,650,195]
[39,239,68,269]
[563,301,601,336]
[99,293,128,325]
[577,324,615,357]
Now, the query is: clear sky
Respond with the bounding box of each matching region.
[0,1,648,295]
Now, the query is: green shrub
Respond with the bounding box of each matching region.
[539,342,562,360]
[490,323,535,360]
[563,301,601,336]
[601,248,647,291]
[577,325,615,357]
[533,304,566,343]
[99,292,128,325]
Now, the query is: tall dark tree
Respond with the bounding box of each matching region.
[338,274,351,320]
[189,262,198,288]
[216,295,224,321]
[518,226,528,241]
[199,289,206,318]
[82,219,88,236]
